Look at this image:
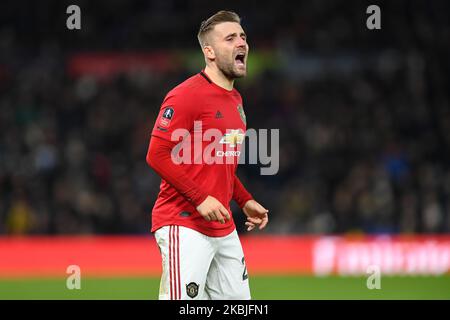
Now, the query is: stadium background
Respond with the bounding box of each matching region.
[1,0,450,299]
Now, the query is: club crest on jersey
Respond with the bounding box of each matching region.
[237,104,246,125]
[186,282,199,298]
[159,106,174,128]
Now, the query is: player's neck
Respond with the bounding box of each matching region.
[204,65,234,91]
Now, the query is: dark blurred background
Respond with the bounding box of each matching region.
[1,0,449,235]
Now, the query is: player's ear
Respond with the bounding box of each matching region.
[203,45,215,60]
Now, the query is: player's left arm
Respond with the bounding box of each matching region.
[233,176,269,231]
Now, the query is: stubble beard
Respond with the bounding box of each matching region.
[216,55,246,80]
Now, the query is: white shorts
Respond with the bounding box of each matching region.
[154,225,251,300]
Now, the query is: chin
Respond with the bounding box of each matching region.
[233,68,247,78]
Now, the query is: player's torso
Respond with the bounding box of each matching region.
[195,88,247,163]
[152,73,247,236]
[199,90,246,132]
[168,83,247,198]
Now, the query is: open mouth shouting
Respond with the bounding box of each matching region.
[234,51,246,69]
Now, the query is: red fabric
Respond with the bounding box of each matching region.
[146,71,251,237]
[146,136,208,207]
[233,175,253,208]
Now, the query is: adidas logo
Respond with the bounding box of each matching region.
[215,110,224,119]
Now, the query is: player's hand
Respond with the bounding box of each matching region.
[196,196,231,224]
[243,200,269,231]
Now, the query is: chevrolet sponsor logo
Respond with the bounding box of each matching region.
[219,130,245,147]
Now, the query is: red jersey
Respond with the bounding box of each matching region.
[147,71,252,237]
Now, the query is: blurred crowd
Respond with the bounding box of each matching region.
[1,0,449,235]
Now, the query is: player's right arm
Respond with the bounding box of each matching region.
[146,92,230,224]
[146,137,230,223]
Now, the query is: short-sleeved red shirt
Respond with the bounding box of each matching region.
[150,71,247,237]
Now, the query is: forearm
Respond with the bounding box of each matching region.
[233,175,253,208]
[146,136,208,207]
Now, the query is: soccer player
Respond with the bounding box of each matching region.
[146,10,268,300]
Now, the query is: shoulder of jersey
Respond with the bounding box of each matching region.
[168,73,210,96]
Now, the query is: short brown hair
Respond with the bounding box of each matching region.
[197,10,241,47]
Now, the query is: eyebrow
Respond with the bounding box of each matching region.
[224,32,247,39]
